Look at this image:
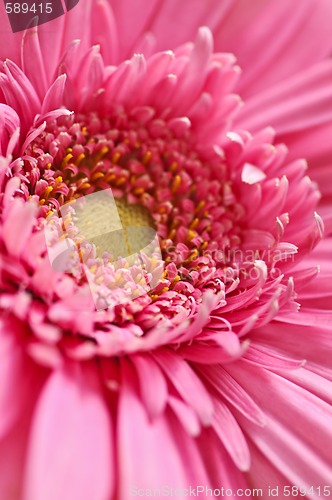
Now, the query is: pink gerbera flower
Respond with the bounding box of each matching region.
[1,1,332,499]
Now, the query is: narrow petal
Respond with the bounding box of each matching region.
[212,398,251,471]
[41,75,67,114]
[131,353,168,420]
[152,348,214,425]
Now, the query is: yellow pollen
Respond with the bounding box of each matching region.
[188,249,199,261]
[112,152,121,164]
[200,241,209,251]
[114,275,124,285]
[95,147,109,163]
[76,153,86,165]
[186,230,196,241]
[171,175,181,193]
[39,199,45,205]
[195,200,205,213]
[82,127,88,135]
[115,176,127,186]
[133,187,145,196]
[189,218,199,230]
[91,172,105,182]
[55,176,63,184]
[149,257,159,271]
[143,151,152,164]
[105,173,116,183]
[62,153,73,166]
[78,182,91,191]
[170,161,178,173]
[42,186,53,200]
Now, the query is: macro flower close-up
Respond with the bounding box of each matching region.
[0,0,332,499]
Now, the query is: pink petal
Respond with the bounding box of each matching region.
[202,365,266,426]
[107,0,160,62]
[241,162,266,184]
[23,363,113,500]
[0,399,33,500]
[41,74,67,114]
[90,0,119,64]
[0,103,20,156]
[131,353,168,420]
[152,348,214,425]
[0,325,29,439]
[228,361,332,486]
[237,60,332,133]
[168,395,200,436]
[197,428,250,492]
[212,398,250,471]
[3,199,37,258]
[148,0,232,55]
[218,0,332,98]
[21,27,48,99]
[118,358,208,492]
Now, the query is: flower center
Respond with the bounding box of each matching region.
[74,196,155,258]
[21,106,263,327]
